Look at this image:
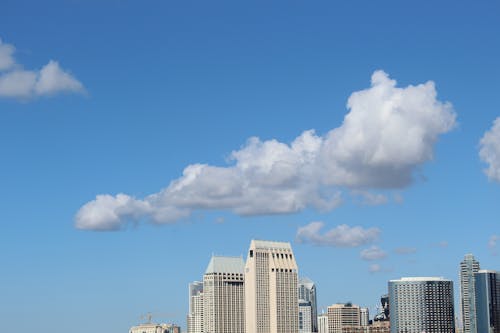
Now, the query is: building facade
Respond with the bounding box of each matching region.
[245,239,299,333]
[299,277,318,332]
[460,254,480,333]
[327,303,361,333]
[203,256,245,333]
[187,281,204,333]
[360,308,369,328]
[130,323,180,333]
[389,277,455,333]
[475,270,500,333]
[299,300,313,333]
[318,313,329,333]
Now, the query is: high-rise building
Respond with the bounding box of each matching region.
[318,313,329,333]
[327,303,361,333]
[203,256,245,333]
[187,281,204,333]
[474,270,500,333]
[245,239,299,333]
[360,307,369,327]
[299,277,318,332]
[388,277,455,333]
[299,300,313,333]
[460,254,480,333]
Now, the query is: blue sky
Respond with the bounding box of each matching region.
[1,1,500,332]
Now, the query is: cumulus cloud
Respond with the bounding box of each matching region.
[479,118,500,182]
[0,37,84,99]
[360,246,387,260]
[295,222,380,247]
[75,70,456,230]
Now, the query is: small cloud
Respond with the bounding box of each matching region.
[369,264,382,273]
[0,37,84,100]
[0,38,15,71]
[393,193,404,204]
[394,247,417,255]
[432,241,449,248]
[479,118,500,183]
[215,217,225,224]
[368,264,392,274]
[296,221,380,248]
[360,246,387,261]
[489,235,499,255]
[352,190,388,206]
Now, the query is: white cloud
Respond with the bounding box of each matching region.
[360,246,387,260]
[75,70,456,230]
[0,37,84,99]
[369,264,382,273]
[394,247,417,255]
[0,38,16,71]
[352,190,389,206]
[479,118,500,182]
[295,222,380,247]
[0,70,37,99]
[489,235,499,255]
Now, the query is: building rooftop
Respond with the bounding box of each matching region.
[390,276,450,282]
[205,255,244,274]
[251,239,292,250]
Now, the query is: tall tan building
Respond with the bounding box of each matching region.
[203,256,245,333]
[245,240,299,333]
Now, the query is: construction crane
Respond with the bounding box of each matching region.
[139,312,177,324]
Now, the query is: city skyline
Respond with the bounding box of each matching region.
[2,1,500,333]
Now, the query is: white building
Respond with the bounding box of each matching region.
[299,277,318,332]
[203,256,245,333]
[459,254,480,333]
[299,300,313,333]
[318,313,329,333]
[360,307,369,327]
[187,281,203,333]
[245,239,299,333]
[389,277,455,333]
[130,323,180,333]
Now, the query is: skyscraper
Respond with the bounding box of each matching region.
[203,256,245,333]
[460,254,480,333]
[299,300,313,333]
[245,240,299,333]
[360,307,369,328]
[187,281,204,333]
[299,277,318,332]
[318,313,329,333]
[389,277,455,333]
[474,270,500,333]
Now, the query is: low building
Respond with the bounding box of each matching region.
[130,323,181,333]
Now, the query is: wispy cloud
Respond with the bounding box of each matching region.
[489,235,499,255]
[394,247,417,255]
[352,190,389,206]
[368,263,392,274]
[75,70,456,230]
[0,37,84,99]
[295,222,380,248]
[479,117,500,182]
[360,246,387,260]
